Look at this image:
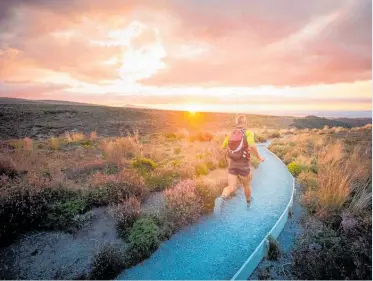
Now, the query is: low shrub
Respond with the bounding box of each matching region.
[102,135,142,166]
[293,217,371,280]
[205,160,217,171]
[145,168,180,191]
[0,157,19,178]
[195,163,209,176]
[132,157,157,175]
[254,134,267,143]
[42,198,88,231]
[287,161,302,177]
[188,132,213,142]
[298,171,318,190]
[65,131,86,143]
[174,147,181,155]
[0,180,85,246]
[8,138,33,151]
[87,171,146,206]
[195,178,227,212]
[89,245,124,280]
[127,217,160,263]
[164,180,203,230]
[112,197,141,239]
[90,131,98,140]
[267,235,281,260]
[269,131,280,138]
[48,137,62,150]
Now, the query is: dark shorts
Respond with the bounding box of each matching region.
[228,166,251,177]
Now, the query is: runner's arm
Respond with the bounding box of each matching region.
[249,144,262,161]
[246,131,264,162]
[221,135,229,149]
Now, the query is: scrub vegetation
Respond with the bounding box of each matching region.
[269,124,372,280]
[0,102,371,279]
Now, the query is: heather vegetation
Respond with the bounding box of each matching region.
[0,103,371,279]
[269,124,372,280]
[0,125,263,278]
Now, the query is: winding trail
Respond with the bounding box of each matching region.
[117,144,293,280]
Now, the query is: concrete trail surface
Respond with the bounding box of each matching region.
[117,144,293,280]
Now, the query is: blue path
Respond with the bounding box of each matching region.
[117,145,293,280]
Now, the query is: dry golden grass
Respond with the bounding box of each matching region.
[270,126,371,215]
[102,135,142,167]
[90,131,98,141]
[316,142,351,211]
[65,131,86,143]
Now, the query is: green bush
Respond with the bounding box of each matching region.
[0,183,85,246]
[145,169,180,192]
[89,245,124,280]
[132,157,157,175]
[287,161,302,177]
[205,161,217,171]
[85,187,110,207]
[127,217,160,262]
[195,163,209,176]
[42,198,88,230]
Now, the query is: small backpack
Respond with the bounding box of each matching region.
[227,128,250,161]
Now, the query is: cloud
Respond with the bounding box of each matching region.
[0,81,68,98]
[0,0,371,90]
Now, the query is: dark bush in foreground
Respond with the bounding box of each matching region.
[127,217,160,263]
[267,235,281,260]
[293,217,371,280]
[89,245,124,280]
[0,180,86,246]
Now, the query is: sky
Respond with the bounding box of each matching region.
[0,0,372,117]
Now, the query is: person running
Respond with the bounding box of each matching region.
[214,114,264,214]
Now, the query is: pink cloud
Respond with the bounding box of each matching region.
[0,0,371,89]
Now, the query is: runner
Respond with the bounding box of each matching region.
[214,114,264,214]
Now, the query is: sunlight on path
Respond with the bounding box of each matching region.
[117,145,293,280]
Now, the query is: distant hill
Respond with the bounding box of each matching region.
[333,117,372,128]
[0,97,44,104]
[122,104,149,109]
[0,97,95,106]
[293,115,355,129]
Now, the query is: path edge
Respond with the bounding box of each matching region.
[231,148,296,281]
